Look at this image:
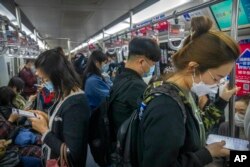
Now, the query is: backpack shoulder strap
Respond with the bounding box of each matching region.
[141,81,188,123]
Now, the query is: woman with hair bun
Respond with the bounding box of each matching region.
[138,16,240,167]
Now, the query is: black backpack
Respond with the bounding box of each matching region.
[88,76,133,166]
[111,81,188,167]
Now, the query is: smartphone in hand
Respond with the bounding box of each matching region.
[12,108,37,118]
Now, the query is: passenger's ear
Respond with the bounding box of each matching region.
[137,56,145,65]
[187,61,199,73]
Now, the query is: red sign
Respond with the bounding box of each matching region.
[154,21,168,32]
[236,42,250,96]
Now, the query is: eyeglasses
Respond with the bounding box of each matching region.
[208,70,226,86]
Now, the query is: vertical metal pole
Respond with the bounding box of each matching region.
[67,39,71,59]
[102,29,105,52]
[15,6,22,75]
[130,11,133,30]
[67,40,71,52]
[34,29,37,42]
[228,0,240,138]
[0,20,6,41]
[15,6,22,31]
[43,41,46,50]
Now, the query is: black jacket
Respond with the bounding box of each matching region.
[139,92,213,167]
[110,68,147,135]
[42,92,90,167]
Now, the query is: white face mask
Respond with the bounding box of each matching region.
[207,84,219,94]
[234,113,245,127]
[31,65,36,74]
[191,75,218,97]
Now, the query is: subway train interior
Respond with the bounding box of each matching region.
[0,0,250,167]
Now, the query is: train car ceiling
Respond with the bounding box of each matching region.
[2,0,197,53]
[11,0,160,53]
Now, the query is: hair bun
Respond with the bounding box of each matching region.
[191,16,213,39]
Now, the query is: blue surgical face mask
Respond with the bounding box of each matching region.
[148,65,155,75]
[101,63,110,73]
[44,81,54,92]
[143,65,155,77]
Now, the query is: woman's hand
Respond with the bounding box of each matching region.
[198,95,209,110]
[29,110,49,123]
[29,114,49,135]
[28,94,37,102]
[8,113,19,123]
[220,83,240,102]
[206,141,230,157]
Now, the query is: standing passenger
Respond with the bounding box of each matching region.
[29,48,90,167]
[19,59,37,99]
[110,37,161,136]
[82,50,110,111]
[138,16,240,167]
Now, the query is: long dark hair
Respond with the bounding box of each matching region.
[35,48,81,97]
[82,50,107,89]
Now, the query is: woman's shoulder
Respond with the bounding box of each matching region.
[87,74,102,80]
[86,74,109,88]
[61,90,86,104]
[58,91,89,112]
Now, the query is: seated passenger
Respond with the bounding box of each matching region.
[0,86,42,159]
[218,95,250,139]
[8,76,36,110]
[82,50,110,111]
[244,102,250,140]
[138,16,240,167]
[29,48,90,166]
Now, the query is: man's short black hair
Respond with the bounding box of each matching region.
[128,37,161,62]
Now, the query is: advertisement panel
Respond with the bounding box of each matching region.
[236,41,250,96]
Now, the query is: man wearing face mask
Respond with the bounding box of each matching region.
[143,64,155,84]
[218,96,250,139]
[19,59,37,99]
[109,37,161,137]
